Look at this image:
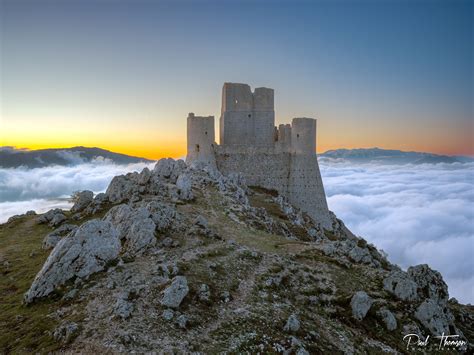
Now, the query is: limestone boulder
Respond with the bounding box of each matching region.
[49,213,67,227]
[82,192,109,215]
[283,314,300,333]
[195,215,209,229]
[161,276,189,309]
[153,158,187,183]
[53,321,79,343]
[70,190,94,213]
[103,201,175,255]
[176,173,194,200]
[114,291,134,319]
[350,291,373,321]
[383,271,419,301]
[408,264,449,306]
[24,220,120,303]
[37,208,67,227]
[42,224,78,250]
[414,299,451,335]
[144,201,177,231]
[376,308,397,331]
[103,204,135,240]
[348,246,373,264]
[105,175,140,204]
[138,167,152,185]
[162,309,174,321]
[37,208,62,224]
[198,283,211,302]
[176,314,188,329]
[104,205,158,255]
[126,218,156,256]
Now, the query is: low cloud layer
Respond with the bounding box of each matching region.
[0,161,154,222]
[320,161,474,304]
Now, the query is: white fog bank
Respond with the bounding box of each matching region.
[320,160,474,304]
[0,161,155,222]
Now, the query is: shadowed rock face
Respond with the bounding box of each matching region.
[0,146,152,168]
[18,158,471,353]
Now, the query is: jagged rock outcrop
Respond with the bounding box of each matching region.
[383,271,419,301]
[105,175,141,204]
[17,158,470,353]
[24,220,120,303]
[102,200,175,256]
[408,264,449,305]
[153,158,186,183]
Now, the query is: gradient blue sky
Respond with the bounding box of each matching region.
[1,0,472,159]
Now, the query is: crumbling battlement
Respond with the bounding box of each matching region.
[186,83,332,229]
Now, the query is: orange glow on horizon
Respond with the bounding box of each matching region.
[3,138,473,160]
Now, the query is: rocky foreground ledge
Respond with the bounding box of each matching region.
[1,159,472,353]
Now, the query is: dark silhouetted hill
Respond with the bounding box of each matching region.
[0,146,153,168]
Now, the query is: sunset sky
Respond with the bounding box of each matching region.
[1,0,472,160]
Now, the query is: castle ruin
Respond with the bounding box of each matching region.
[186,83,331,229]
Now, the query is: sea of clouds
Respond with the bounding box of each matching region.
[0,159,154,222]
[0,158,472,303]
[319,159,474,304]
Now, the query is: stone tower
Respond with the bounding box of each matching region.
[186,113,216,167]
[186,83,332,230]
[220,83,275,148]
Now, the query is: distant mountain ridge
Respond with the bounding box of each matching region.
[320,148,473,165]
[0,146,153,168]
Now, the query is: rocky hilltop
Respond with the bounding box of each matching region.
[0,159,472,353]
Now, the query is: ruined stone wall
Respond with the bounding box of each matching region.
[215,146,331,229]
[291,117,317,154]
[287,154,330,228]
[215,146,290,193]
[275,124,292,152]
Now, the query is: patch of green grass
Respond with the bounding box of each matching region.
[0,216,62,352]
[0,207,114,353]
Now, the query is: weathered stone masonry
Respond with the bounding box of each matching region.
[186,83,331,229]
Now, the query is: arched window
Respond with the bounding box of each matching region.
[196,144,200,152]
